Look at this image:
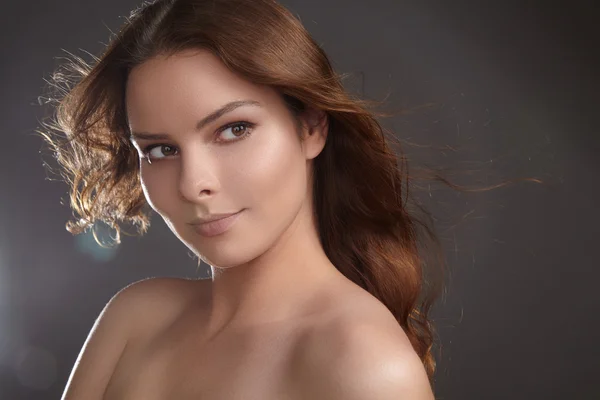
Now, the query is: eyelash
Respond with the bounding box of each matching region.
[141,121,255,163]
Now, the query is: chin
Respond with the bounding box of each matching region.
[184,239,245,268]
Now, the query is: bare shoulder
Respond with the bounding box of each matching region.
[119,276,208,305]
[61,277,208,400]
[290,289,435,400]
[115,277,209,337]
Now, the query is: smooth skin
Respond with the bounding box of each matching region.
[61,49,435,399]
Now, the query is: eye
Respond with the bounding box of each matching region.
[217,121,254,142]
[143,144,178,162]
[141,121,255,163]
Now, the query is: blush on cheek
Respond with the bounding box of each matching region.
[241,136,295,192]
[140,175,175,217]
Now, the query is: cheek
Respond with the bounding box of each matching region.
[240,132,307,214]
[139,167,177,217]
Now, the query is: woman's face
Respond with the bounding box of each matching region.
[125,49,325,268]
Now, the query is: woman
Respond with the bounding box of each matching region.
[41,0,441,398]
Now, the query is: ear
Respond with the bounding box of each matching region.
[299,107,329,161]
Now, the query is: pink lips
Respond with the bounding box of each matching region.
[191,210,244,237]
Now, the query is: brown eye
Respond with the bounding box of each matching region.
[141,121,254,163]
[143,144,179,162]
[161,145,176,155]
[218,122,254,142]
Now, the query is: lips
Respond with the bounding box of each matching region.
[189,211,239,225]
[190,210,244,237]
[198,213,237,224]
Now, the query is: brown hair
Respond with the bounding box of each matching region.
[37,0,535,386]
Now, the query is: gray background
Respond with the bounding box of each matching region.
[1,0,598,399]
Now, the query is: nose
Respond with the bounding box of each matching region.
[177,152,218,202]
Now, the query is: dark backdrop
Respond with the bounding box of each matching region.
[1,0,598,399]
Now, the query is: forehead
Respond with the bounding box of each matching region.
[125,49,282,126]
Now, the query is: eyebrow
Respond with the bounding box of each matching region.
[129,99,262,141]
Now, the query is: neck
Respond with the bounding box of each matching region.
[202,202,346,338]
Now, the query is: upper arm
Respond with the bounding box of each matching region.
[60,278,167,400]
[294,319,435,400]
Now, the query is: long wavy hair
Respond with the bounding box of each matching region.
[37,0,511,385]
